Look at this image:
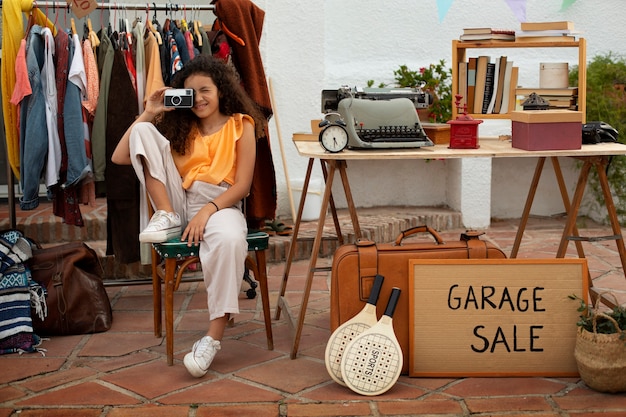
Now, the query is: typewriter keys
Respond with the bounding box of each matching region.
[319,120,348,153]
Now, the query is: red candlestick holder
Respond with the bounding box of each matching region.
[447,95,483,149]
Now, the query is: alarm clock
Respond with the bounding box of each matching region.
[318,115,348,153]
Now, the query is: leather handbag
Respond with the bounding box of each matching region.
[27,242,112,335]
[330,225,507,374]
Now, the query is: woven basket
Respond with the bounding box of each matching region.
[574,311,626,393]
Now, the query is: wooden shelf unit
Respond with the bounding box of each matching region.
[451,38,586,121]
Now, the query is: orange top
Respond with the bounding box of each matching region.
[173,113,253,189]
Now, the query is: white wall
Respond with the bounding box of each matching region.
[110,0,626,225]
[259,0,626,225]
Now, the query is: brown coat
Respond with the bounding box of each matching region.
[212,0,277,228]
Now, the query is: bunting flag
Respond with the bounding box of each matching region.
[436,0,454,22]
[504,0,527,22]
[560,0,578,11]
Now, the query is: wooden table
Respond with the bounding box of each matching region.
[276,138,626,359]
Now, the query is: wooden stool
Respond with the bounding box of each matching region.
[151,231,273,365]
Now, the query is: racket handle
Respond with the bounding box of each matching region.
[367,274,385,305]
[384,287,401,317]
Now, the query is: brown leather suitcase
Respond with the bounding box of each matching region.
[330,225,507,374]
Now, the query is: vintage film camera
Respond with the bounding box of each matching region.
[164,88,195,108]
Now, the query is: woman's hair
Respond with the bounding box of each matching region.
[155,55,266,154]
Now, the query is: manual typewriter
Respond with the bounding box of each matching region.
[321,86,434,149]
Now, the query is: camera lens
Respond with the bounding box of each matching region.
[171,95,182,106]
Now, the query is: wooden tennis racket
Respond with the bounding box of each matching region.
[325,274,384,386]
[340,287,402,396]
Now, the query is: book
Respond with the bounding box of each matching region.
[520,21,574,31]
[515,87,578,96]
[458,61,468,110]
[482,62,496,114]
[492,56,508,113]
[515,35,576,43]
[473,56,490,113]
[499,61,514,114]
[508,66,519,111]
[487,57,502,113]
[460,33,515,41]
[463,27,515,35]
[515,29,581,37]
[467,57,477,114]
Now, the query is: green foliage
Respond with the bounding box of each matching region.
[570,53,626,223]
[569,294,626,339]
[368,60,453,123]
[395,61,453,123]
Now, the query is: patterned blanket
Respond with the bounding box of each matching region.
[0,230,46,355]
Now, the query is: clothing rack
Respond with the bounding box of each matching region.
[3,0,216,228]
[16,1,215,12]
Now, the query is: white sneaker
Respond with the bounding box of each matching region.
[184,336,221,377]
[139,210,181,243]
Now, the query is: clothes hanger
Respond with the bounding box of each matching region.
[146,3,163,45]
[70,17,77,36]
[87,17,100,48]
[193,5,202,46]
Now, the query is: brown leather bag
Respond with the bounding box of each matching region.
[28,242,112,336]
[330,225,506,374]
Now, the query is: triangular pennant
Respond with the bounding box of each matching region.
[436,0,454,23]
[504,0,527,22]
[560,0,577,11]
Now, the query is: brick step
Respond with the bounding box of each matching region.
[5,201,463,280]
[96,206,463,281]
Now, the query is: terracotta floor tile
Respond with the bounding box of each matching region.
[444,377,568,397]
[15,382,141,406]
[376,398,464,415]
[79,333,161,357]
[195,404,279,417]
[159,379,283,404]
[19,367,96,392]
[285,402,372,417]
[465,396,553,413]
[0,357,66,384]
[107,405,191,417]
[235,357,329,394]
[102,360,208,399]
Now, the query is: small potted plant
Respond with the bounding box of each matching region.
[569,293,626,393]
[368,60,453,123]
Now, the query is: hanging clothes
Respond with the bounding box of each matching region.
[211,0,277,229]
[41,27,61,189]
[19,25,49,210]
[92,30,115,185]
[51,28,84,227]
[105,46,140,264]
[132,21,146,114]
[2,4,56,179]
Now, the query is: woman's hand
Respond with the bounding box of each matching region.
[145,87,174,117]
[182,206,212,246]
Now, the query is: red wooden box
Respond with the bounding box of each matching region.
[511,110,583,151]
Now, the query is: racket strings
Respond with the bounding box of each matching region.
[327,322,371,382]
[342,334,401,392]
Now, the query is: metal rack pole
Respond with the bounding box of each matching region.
[18,1,215,12]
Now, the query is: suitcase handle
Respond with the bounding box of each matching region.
[394,225,444,246]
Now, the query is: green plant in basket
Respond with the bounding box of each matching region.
[568,294,626,339]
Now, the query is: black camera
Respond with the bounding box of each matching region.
[164,89,194,108]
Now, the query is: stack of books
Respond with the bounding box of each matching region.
[458,55,518,115]
[515,21,580,42]
[460,28,515,42]
[515,87,578,110]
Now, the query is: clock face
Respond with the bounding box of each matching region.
[319,124,349,153]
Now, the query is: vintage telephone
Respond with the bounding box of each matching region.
[582,121,619,144]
